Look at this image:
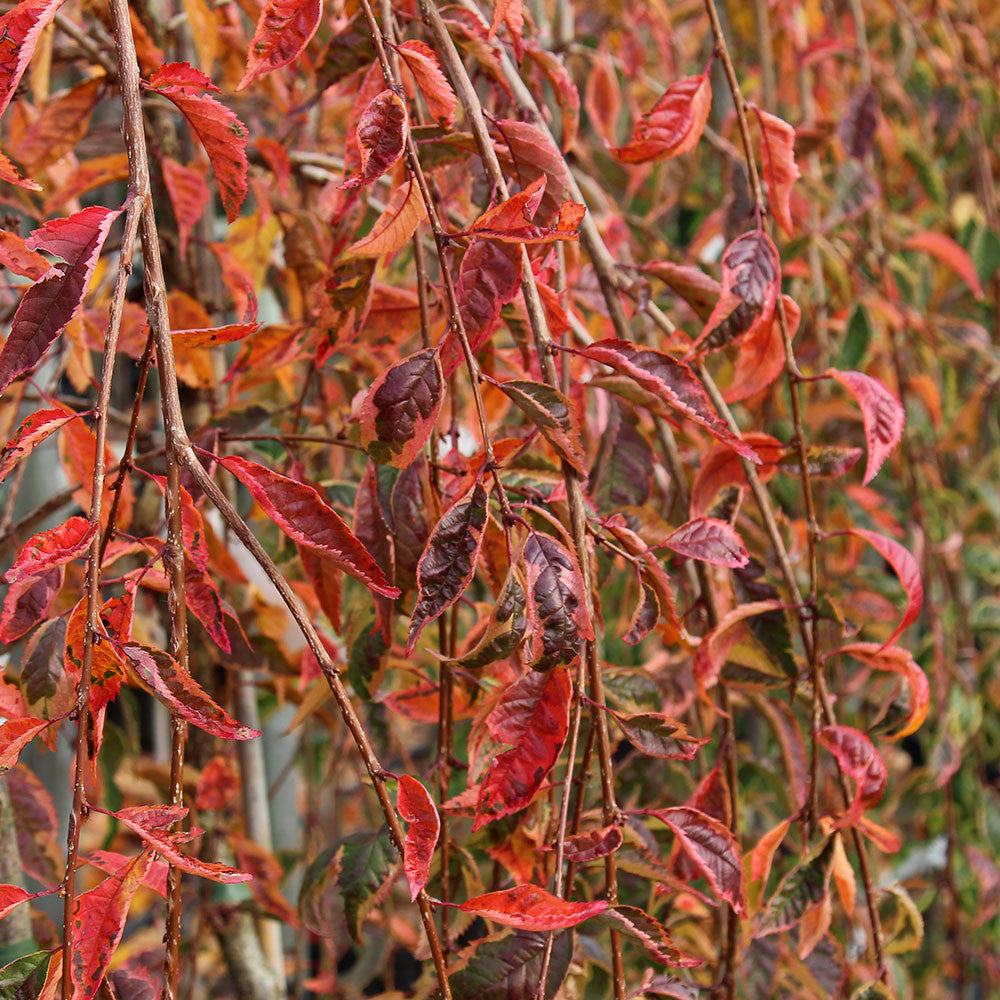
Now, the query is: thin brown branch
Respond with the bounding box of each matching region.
[61,189,144,1000]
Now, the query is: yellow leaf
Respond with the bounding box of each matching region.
[342,177,427,259]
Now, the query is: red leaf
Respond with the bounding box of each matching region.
[5,515,95,585]
[488,0,524,58]
[756,108,800,236]
[71,851,155,1000]
[818,725,887,820]
[172,323,258,348]
[692,231,781,355]
[397,775,440,900]
[342,90,408,190]
[690,432,782,517]
[0,205,123,395]
[161,158,211,260]
[0,229,49,279]
[557,824,623,864]
[836,641,930,738]
[406,483,488,653]
[106,806,252,883]
[463,176,582,245]
[16,76,103,172]
[441,237,522,376]
[0,566,63,643]
[662,518,749,568]
[459,883,607,931]
[0,882,48,920]
[359,347,444,468]
[237,0,322,90]
[839,529,923,647]
[341,175,428,258]
[611,74,711,163]
[0,149,41,190]
[219,454,399,598]
[576,339,759,462]
[0,406,79,484]
[147,473,209,572]
[474,667,571,830]
[652,806,745,914]
[724,294,800,404]
[0,716,53,772]
[826,368,904,484]
[120,642,261,741]
[0,0,65,117]
[84,850,168,898]
[397,40,457,128]
[903,230,984,299]
[523,531,594,670]
[148,63,249,223]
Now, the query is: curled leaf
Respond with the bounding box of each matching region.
[818,725,887,821]
[495,378,587,474]
[523,531,594,670]
[406,483,488,653]
[577,339,758,462]
[650,806,745,914]
[836,641,929,738]
[693,231,781,355]
[5,515,95,585]
[611,74,711,163]
[826,368,904,484]
[613,712,708,760]
[342,90,408,190]
[397,775,440,900]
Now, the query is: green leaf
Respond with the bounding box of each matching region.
[338,828,394,944]
[448,928,572,1000]
[839,304,871,370]
[348,621,389,701]
[0,950,48,1000]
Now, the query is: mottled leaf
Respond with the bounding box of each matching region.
[818,725,887,819]
[5,515,95,585]
[70,852,155,1000]
[522,531,594,670]
[577,339,758,462]
[596,905,701,966]
[0,716,53,772]
[342,90,408,190]
[359,347,444,468]
[662,518,749,568]
[693,231,781,354]
[338,829,394,944]
[448,929,572,1000]
[650,806,745,913]
[120,642,261,741]
[613,712,707,760]
[237,0,322,90]
[496,378,586,474]
[406,483,488,653]
[558,824,623,864]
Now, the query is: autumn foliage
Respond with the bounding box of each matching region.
[0,0,996,998]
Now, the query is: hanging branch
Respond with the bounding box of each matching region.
[104,2,452,996]
[59,190,143,1000]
